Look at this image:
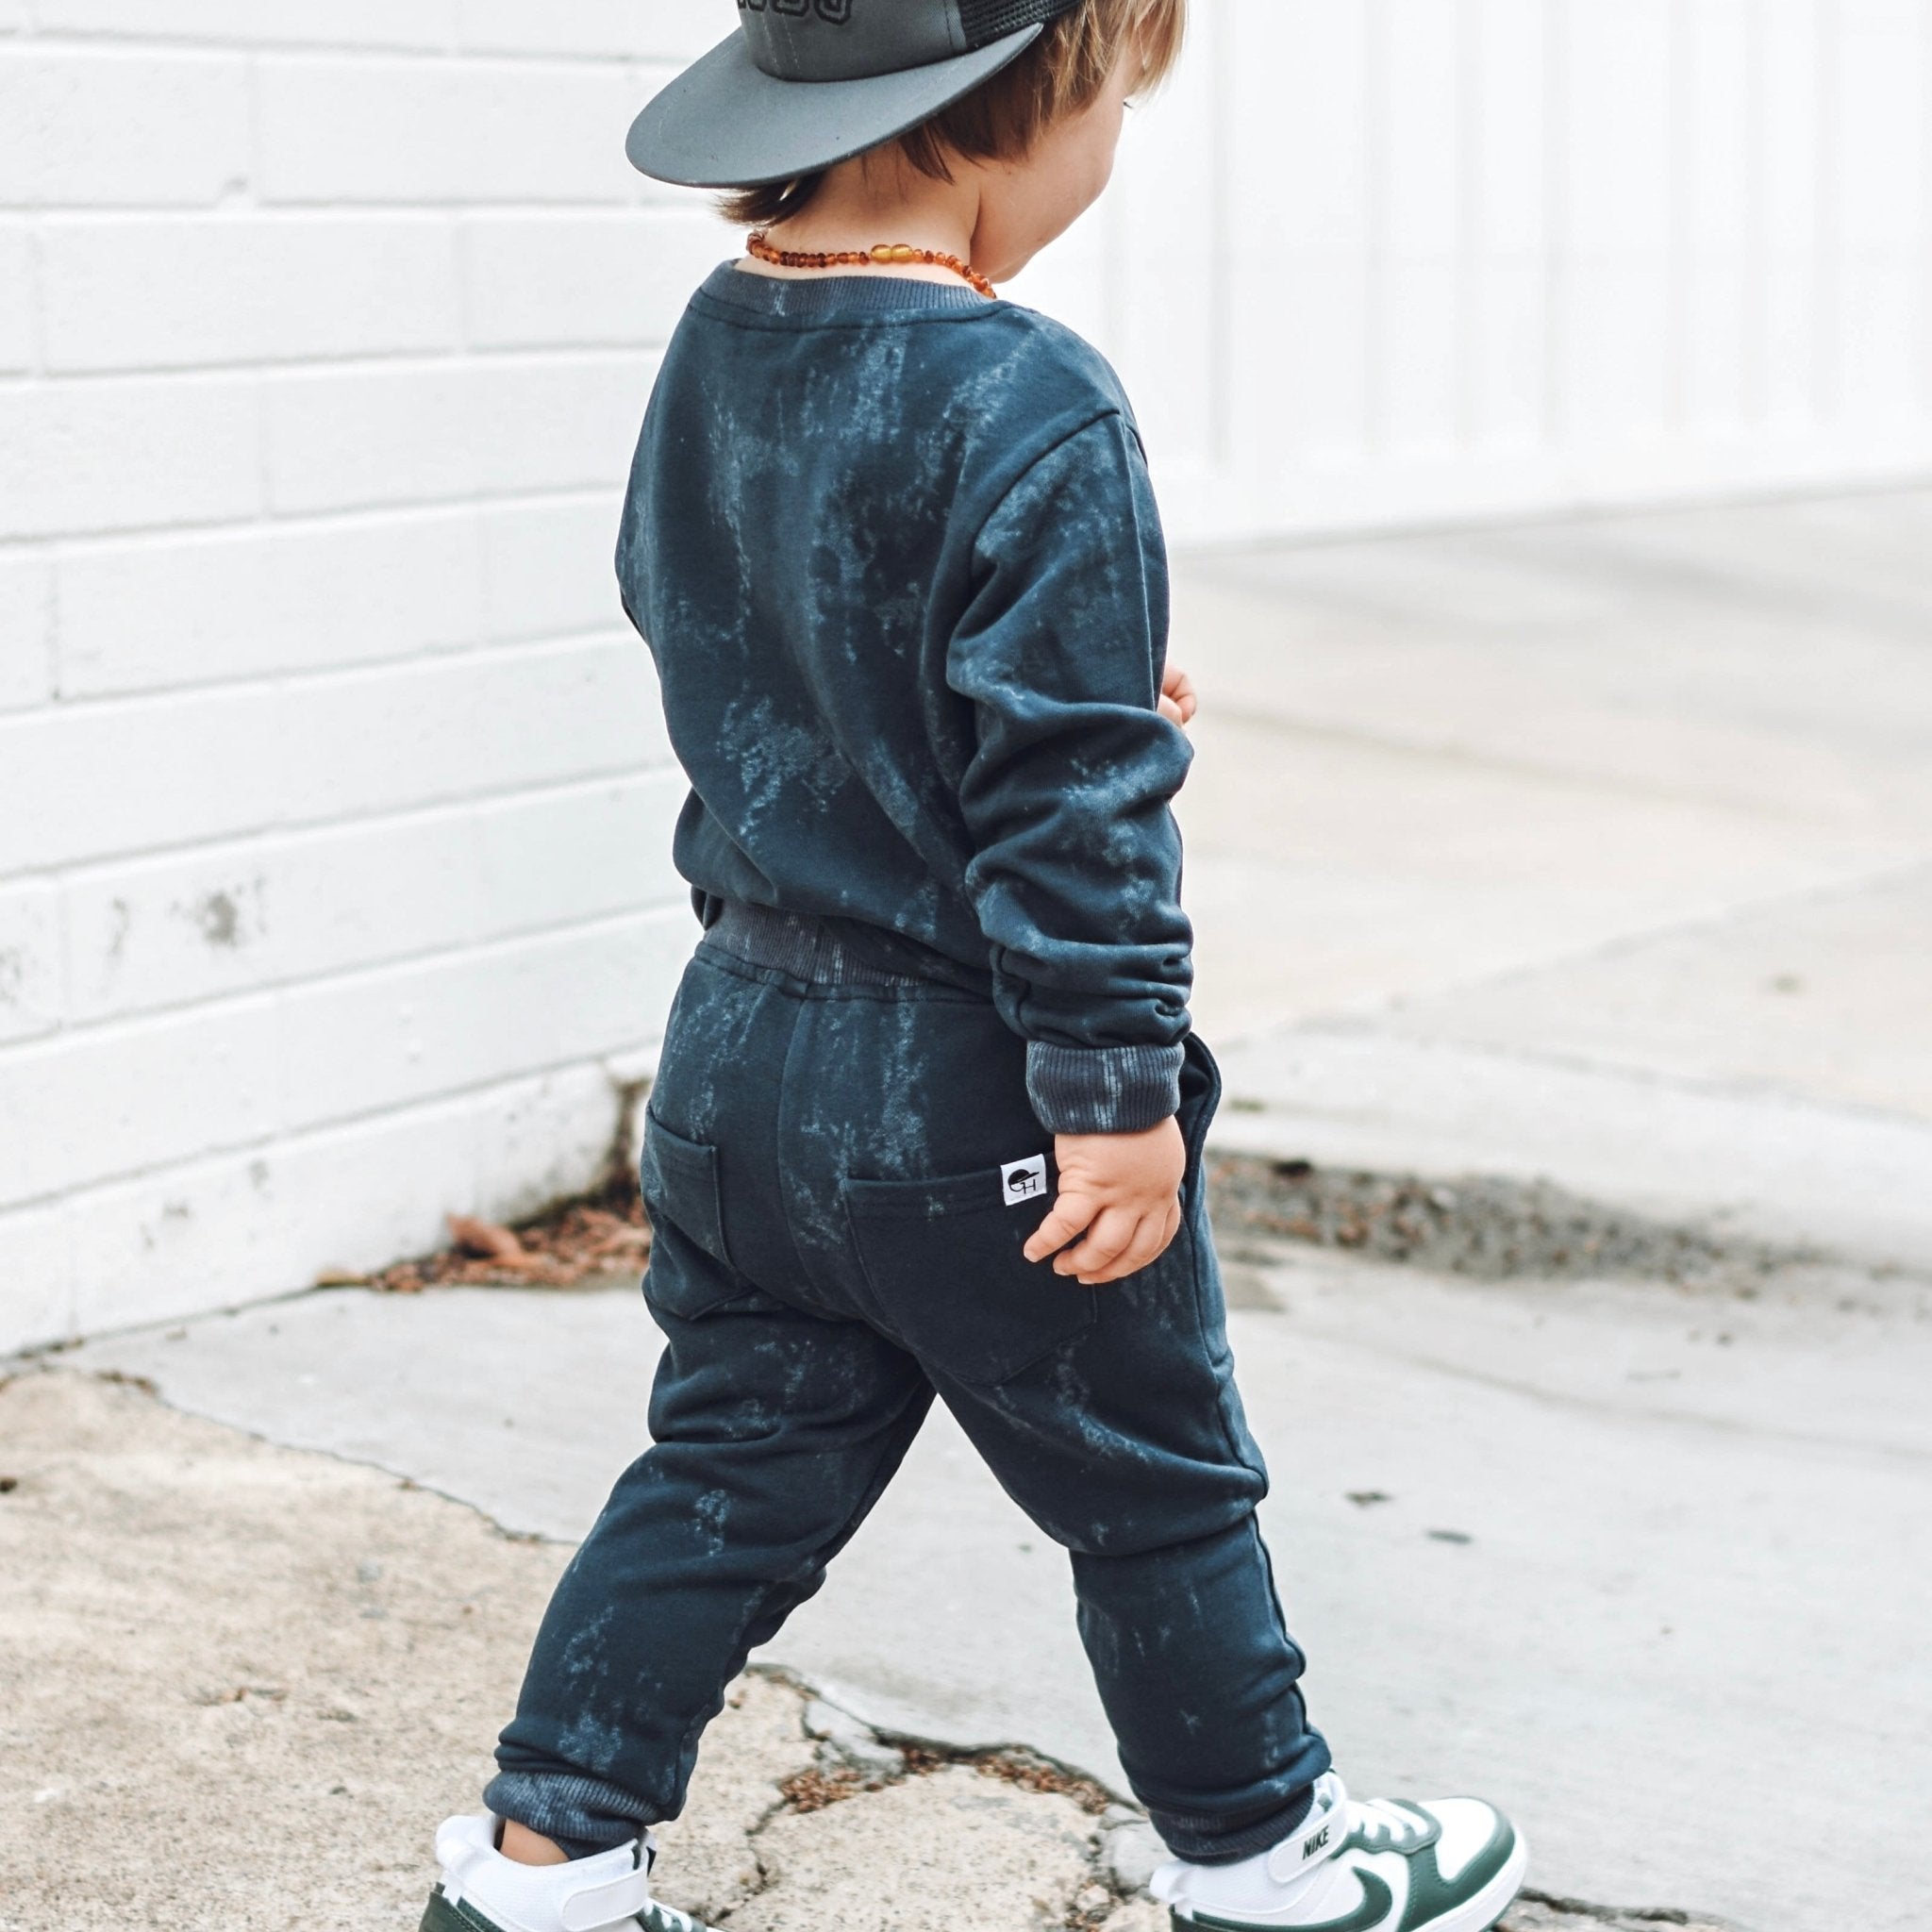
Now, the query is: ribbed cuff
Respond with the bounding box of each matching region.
[1024,1040,1185,1135]
[482,1770,650,1857]
[1149,1782,1316,1865]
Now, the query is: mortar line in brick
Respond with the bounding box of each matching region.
[241,43,265,214]
[454,206,478,357]
[0,753,665,889]
[35,332,679,380]
[15,32,660,73]
[0,478,621,552]
[0,1058,661,1238]
[17,341,656,385]
[18,620,639,713]
[50,764,683,889]
[241,42,275,531]
[33,206,503,225]
[40,334,675,379]
[0,931,660,1096]
[1,194,670,216]
[249,368,274,538]
[24,209,47,379]
[250,473,662,533]
[41,343,668,383]
[250,195,694,215]
[51,833,75,1090]
[31,482,614,555]
[29,206,712,231]
[0,1007,672,1221]
[0,888,693,1056]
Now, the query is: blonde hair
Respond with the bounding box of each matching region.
[721,0,1187,227]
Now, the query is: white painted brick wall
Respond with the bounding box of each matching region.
[0,8,720,1352]
[0,48,253,207]
[1,375,262,539]
[39,214,466,370]
[1012,0,1932,541]
[12,1,1929,1352]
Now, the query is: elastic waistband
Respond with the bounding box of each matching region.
[700,899,940,989]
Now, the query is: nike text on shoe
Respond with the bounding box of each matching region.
[419,1812,715,1932]
[1151,1773,1527,1932]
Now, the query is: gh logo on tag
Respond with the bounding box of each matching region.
[1001,1155,1048,1206]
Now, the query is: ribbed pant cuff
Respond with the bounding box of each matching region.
[1025,1040,1185,1134]
[482,1770,650,1857]
[1148,1782,1316,1865]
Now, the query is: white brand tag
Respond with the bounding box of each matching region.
[1001,1154,1048,1206]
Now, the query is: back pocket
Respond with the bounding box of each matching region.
[641,1108,747,1318]
[842,1161,1094,1385]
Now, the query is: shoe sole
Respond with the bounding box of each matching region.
[421,1883,719,1932]
[1167,1833,1530,1932]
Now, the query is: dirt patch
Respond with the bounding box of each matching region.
[778,1743,1113,1819]
[949,1747,1116,1816]
[301,1073,1840,1308]
[327,1079,654,1294]
[349,1197,653,1293]
[1207,1153,1819,1289]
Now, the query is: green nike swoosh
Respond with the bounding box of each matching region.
[1182,1872,1393,1932]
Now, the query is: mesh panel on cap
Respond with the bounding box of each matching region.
[958,0,1086,53]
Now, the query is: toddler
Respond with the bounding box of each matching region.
[422,6,1525,1930]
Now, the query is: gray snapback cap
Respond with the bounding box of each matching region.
[627,0,1087,190]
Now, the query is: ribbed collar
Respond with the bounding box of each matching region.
[697,258,995,320]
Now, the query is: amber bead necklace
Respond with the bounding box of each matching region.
[746,228,997,300]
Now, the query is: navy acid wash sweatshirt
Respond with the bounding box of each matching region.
[617,261,1195,1136]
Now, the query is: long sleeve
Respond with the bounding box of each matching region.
[947,411,1196,1135]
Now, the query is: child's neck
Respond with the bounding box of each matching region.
[752,155,982,287]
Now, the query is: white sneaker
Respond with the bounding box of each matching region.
[1151,1773,1526,1931]
[419,1812,714,1932]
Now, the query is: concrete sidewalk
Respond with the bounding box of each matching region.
[24,489,1932,1931]
[0,1368,1728,1932]
[65,1237,1931,1932]
[1171,490,1932,1270]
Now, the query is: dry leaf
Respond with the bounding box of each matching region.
[447,1214,528,1263]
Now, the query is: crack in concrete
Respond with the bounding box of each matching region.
[735,1675,1739,1932]
[1508,1889,1743,1931]
[1523,1892,1696,1922]
[45,1368,1740,1932]
[7,1370,1746,1932]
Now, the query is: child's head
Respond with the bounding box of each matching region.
[722,0,1187,281]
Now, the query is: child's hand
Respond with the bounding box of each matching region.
[1158,662,1197,727]
[1022,1115,1186,1284]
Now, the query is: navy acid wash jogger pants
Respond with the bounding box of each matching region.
[488,907,1330,1863]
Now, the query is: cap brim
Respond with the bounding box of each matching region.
[626,24,1045,189]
